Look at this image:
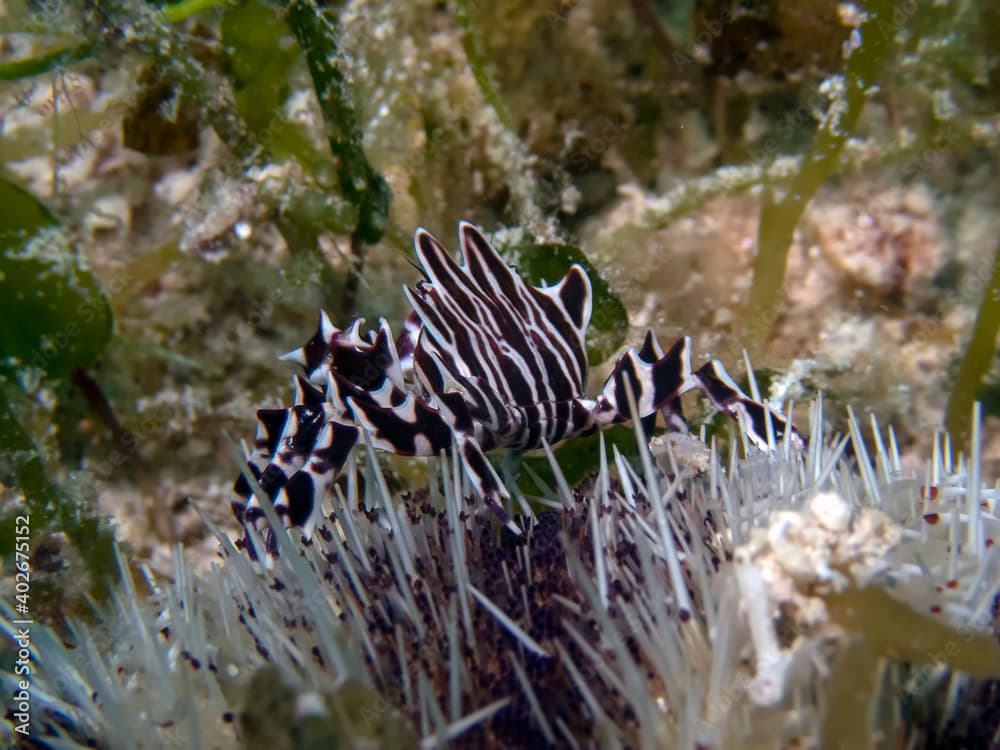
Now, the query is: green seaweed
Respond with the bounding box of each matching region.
[0,42,95,82]
[456,0,513,131]
[221,0,321,166]
[511,241,629,365]
[0,177,116,602]
[0,0,230,82]
[281,0,392,247]
[823,586,1000,748]
[743,0,895,356]
[160,0,232,22]
[945,238,1000,451]
[0,381,117,605]
[274,0,393,320]
[0,178,111,381]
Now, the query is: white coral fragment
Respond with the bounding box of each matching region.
[735,491,903,707]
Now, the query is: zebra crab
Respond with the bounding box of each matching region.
[233,222,799,553]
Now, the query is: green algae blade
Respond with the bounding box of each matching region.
[511,241,629,366]
[0,178,112,380]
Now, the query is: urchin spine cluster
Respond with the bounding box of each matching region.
[4,400,1000,749]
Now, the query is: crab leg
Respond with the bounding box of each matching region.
[594,335,693,427]
[235,364,522,551]
[691,360,801,450]
[593,332,800,451]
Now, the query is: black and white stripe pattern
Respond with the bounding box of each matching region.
[232,222,800,553]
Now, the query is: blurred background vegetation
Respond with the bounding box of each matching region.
[1,0,999,610]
